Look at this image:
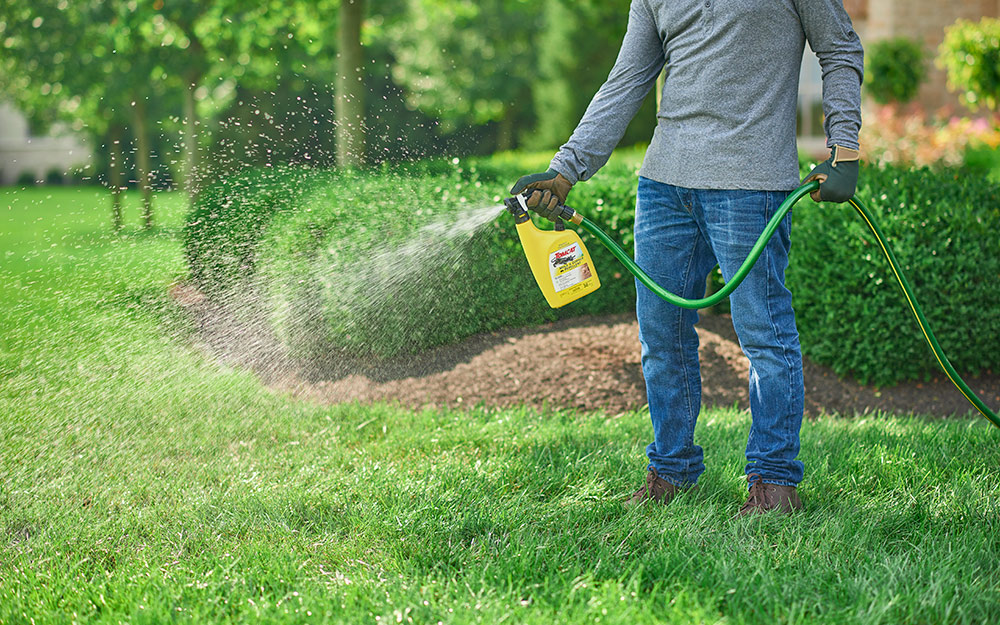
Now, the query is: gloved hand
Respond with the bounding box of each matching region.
[510,168,574,219]
[803,145,861,203]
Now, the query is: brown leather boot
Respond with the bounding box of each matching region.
[624,468,683,507]
[738,473,802,516]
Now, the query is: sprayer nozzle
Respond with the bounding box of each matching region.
[505,193,582,226]
[503,196,531,224]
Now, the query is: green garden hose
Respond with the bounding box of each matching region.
[575,180,999,428]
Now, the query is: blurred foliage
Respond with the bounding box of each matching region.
[388,0,542,150]
[0,0,346,225]
[1,1,128,136]
[961,142,1000,182]
[788,160,1000,386]
[1,0,661,195]
[938,17,1000,112]
[531,0,658,151]
[865,37,926,105]
[860,104,1000,178]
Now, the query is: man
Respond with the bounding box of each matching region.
[511,0,863,515]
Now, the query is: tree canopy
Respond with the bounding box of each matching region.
[1,0,653,207]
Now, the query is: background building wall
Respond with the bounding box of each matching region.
[860,0,1000,111]
[0,103,91,185]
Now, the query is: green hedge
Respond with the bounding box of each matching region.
[184,166,330,296]
[185,154,999,385]
[253,161,642,360]
[865,37,926,105]
[787,162,1000,386]
[938,17,1000,112]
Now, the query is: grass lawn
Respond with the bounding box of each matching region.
[1,186,999,624]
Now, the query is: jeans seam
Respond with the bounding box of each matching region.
[761,192,798,478]
[678,236,700,481]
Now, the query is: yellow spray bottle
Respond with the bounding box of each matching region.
[503,194,600,308]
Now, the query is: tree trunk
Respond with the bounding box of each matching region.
[496,112,515,152]
[109,124,124,233]
[336,0,365,168]
[132,99,154,230]
[181,76,200,200]
[177,27,205,201]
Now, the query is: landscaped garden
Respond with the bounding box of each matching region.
[4,3,1000,624]
[3,156,1000,623]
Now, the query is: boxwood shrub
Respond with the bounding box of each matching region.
[183,156,583,298]
[184,165,331,296]
[253,161,643,360]
[787,162,1000,386]
[187,153,997,385]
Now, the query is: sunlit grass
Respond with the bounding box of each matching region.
[2,186,998,624]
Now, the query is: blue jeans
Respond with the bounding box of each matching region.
[634,176,804,488]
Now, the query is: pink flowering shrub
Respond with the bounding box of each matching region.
[861,104,1000,168]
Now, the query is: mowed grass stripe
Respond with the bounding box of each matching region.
[1,187,998,624]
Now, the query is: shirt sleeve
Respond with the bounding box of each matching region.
[796,0,864,150]
[549,0,665,184]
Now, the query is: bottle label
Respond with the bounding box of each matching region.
[549,242,593,293]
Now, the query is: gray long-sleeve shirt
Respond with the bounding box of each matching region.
[550,0,864,191]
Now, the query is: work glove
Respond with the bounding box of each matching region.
[510,168,574,221]
[803,145,861,203]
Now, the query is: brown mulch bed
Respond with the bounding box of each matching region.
[172,284,999,418]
